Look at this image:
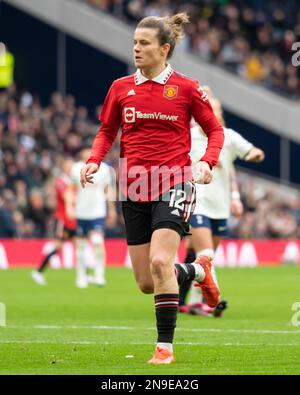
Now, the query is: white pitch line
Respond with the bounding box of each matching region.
[0,340,101,345]
[0,340,298,347]
[4,325,300,335]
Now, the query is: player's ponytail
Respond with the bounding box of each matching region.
[163,13,189,44]
[137,13,189,59]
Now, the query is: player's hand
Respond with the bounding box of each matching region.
[80,163,99,188]
[195,161,212,184]
[230,199,244,218]
[245,147,265,162]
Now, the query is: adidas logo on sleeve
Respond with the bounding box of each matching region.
[127,89,136,96]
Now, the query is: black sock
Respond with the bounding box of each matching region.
[38,250,58,272]
[179,280,192,306]
[179,248,196,306]
[175,262,196,285]
[185,248,196,264]
[155,294,179,344]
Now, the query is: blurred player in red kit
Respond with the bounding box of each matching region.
[31,157,76,285]
[80,13,224,364]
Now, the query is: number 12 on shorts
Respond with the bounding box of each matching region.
[169,189,186,211]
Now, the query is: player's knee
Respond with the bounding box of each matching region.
[150,256,171,278]
[89,232,104,246]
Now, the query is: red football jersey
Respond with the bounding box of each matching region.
[55,176,77,229]
[87,64,224,201]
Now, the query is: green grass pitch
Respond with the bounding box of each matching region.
[0,266,300,375]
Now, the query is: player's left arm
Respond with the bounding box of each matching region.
[228,129,264,215]
[230,128,265,163]
[244,147,265,162]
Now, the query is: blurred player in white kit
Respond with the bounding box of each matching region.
[71,147,117,288]
[179,87,265,316]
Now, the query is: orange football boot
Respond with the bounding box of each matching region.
[148,346,175,364]
[194,255,220,308]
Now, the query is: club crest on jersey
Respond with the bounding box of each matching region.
[163,85,178,100]
[124,107,135,123]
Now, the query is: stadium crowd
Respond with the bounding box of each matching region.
[0,87,123,239]
[86,0,300,99]
[0,87,299,239]
[228,175,300,239]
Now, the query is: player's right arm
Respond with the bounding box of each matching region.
[81,82,121,188]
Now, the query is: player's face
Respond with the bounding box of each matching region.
[133,28,169,70]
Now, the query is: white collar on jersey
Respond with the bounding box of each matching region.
[134,63,173,85]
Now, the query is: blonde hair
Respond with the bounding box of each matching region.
[202,85,225,126]
[137,13,189,59]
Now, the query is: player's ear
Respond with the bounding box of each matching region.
[161,43,170,58]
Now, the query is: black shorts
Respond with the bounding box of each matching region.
[122,182,196,245]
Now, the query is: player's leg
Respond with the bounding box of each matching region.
[211,224,228,317]
[147,182,216,363]
[161,184,207,291]
[191,220,215,258]
[184,216,215,306]
[211,234,222,287]
[148,230,213,362]
[190,220,228,316]
[89,224,106,286]
[123,195,182,363]
[31,220,63,285]
[75,220,89,288]
[37,239,61,272]
[123,194,201,296]
[178,238,196,309]
[128,236,200,296]
[150,228,180,294]
[148,228,180,363]
[128,243,153,293]
[122,200,154,294]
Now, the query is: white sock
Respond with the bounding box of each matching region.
[188,283,203,304]
[196,249,219,288]
[190,248,215,283]
[76,238,87,280]
[157,342,173,352]
[91,235,106,282]
[191,263,205,282]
